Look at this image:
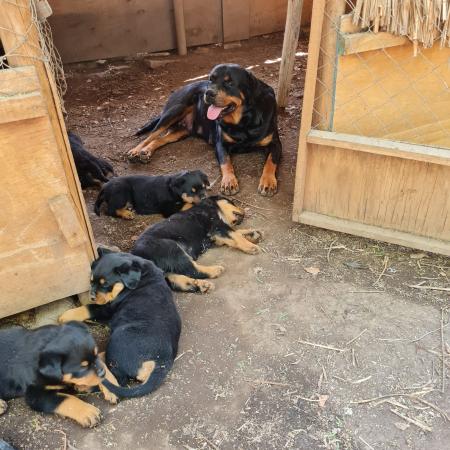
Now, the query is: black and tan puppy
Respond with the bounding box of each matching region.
[131,195,263,293]
[69,131,114,189]
[128,64,281,197]
[0,321,113,427]
[94,170,209,219]
[59,251,181,399]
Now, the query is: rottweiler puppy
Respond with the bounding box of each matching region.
[131,195,263,293]
[0,321,115,427]
[59,251,181,399]
[128,64,281,197]
[69,131,114,189]
[94,170,209,219]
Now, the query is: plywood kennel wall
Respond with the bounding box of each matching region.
[293,0,450,256]
[0,0,95,318]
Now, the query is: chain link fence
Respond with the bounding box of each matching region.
[312,0,450,150]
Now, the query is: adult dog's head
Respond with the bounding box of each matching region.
[169,170,210,204]
[38,321,105,387]
[204,64,256,121]
[90,250,147,305]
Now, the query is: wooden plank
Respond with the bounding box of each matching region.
[313,0,346,130]
[307,130,450,166]
[302,144,450,241]
[0,92,45,124]
[183,0,222,47]
[249,0,289,36]
[174,0,187,55]
[298,212,450,257]
[0,65,40,94]
[48,0,176,63]
[49,194,87,248]
[338,31,409,55]
[277,0,304,107]
[292,0,326,221]
[333,43,450,148]
[0,0,96,262]
[223,0,250,42]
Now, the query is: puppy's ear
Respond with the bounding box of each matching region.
[97,246,114,257]
[115,260,141,289]
[38,352,63,382]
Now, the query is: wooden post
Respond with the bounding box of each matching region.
[0,0,96,259]
[277,0,304,107]
[313,0,346,130]
[173,0,187,56]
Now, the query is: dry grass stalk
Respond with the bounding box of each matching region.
[389,408,432,432]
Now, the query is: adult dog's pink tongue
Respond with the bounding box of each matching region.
[207,105,224,120]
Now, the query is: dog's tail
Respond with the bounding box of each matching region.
[135,116,160,136]
[101,360,172,398]
[94,188,105,216]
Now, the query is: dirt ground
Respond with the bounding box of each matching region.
[1,33,450,450]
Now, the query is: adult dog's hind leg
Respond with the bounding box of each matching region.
[166,274,215,293]
[137,128,189,163]
[128,104,192,161]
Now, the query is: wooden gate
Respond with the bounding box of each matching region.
[0,0,95,318]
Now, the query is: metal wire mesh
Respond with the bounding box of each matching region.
[312,0,450,150]
[0,0,66,111]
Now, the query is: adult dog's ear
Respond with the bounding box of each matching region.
[38,352,63,382]
[115,260,142,289]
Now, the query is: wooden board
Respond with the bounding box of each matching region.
[333,43,450,148]
[184,0,223,46]
[223,0,250,42]
[48,0,176,62]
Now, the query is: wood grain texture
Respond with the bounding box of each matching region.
[223,0,250,42]
[302,144,450,241]
[339,31,409,55]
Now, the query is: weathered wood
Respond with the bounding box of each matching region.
[339,13,361,34]
[277,0,304,107]
[174,0,187,56]
[338,31,409,55]
[222,0,250,42]
[307,130,450,167]
[0,0,95,261]
[292,0,326,221]
[313,0,346,130]
[298,212,450,257]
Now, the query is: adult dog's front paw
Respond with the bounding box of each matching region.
[220,174,239,196]
[258,173,277,197]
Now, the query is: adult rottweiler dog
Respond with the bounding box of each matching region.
[59,251,181,399]
[69,131,114,189]
[0,321,115,427]
[94,170,209,219]
[131,195,263,293]
[128,64,281,197]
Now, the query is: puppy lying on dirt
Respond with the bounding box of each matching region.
[131,195,263,293]
[59,250,181,399]
[0,321,114,427]
[69,131,114,189]
[94,170,209,219]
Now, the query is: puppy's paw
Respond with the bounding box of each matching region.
[243,243,261,255]
[138,150,153,163]
[220,174,239,196]
[77,403,102,428]
[99,384,118,405]
[0,399,7,415]
[243,230,263,243]
[195,280,215,293]
[208,265,225,278]
[116,209,135,220]
[58,306,89,324]
[258,174,277,197]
